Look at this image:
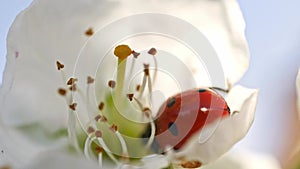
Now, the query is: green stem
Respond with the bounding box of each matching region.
[115,58,127,101]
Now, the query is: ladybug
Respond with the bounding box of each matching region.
[142,88,230,153]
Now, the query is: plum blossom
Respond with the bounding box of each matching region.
[0,0,257,168]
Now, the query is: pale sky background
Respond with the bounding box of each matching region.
[0,0,300,165]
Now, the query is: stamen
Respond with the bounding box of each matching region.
[67,78,78,85]
[87,76,95,84]
[69,84,77,91]
[98,102,105,111]
[108,80,116,89]
[136,85,141,92]
[138,64,149,99]
[126,93,134,101]
[147,48,158,84]
[132,50,140,58]
[56,61,65,70]
[143,109,156,149]
[69,103,77,111]
[96,146,103,167]
[95,130,119,164]
[84,126,96,160]
[85,28,94,36]
[95,114,102,122]
[109,124,129,160]
[58,88,67,96]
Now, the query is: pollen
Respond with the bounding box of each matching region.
[56,61,64,70]
[127,93,134,101]
[95,115,102,122]
[98,102,105,111]
[132,50,140,58]
[58,88,67,96]
[87,76,95,84]
[148,47,157,55]
[109,124,118,132]
[85,28,94,36]
[181,160,202,168]
[87,126,95,134]
[69,103,77,111]
[114,45,132,60]
[67,78,78,85]
[95,130,103,138]
[108,80,116,89]
[95,146,103,153]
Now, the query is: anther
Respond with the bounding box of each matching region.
[114,45,132,60]
[181,160,202,168]
[95,130,103,138]
[98,102,105,111]
[85,28,94,36]
[69,84,77,91]
[143,107,151,118]
[87,76,95,84]
[148,48,157,55]
[95,146,103,153]
[144,64,150,76]
[69,103,77,111]
[132,50,140,58]
[127,93,134,101]
[101,116,108,122]
[109,124,118,132]
[56,61,64,70]
[87,126,95,134]
[67,78,78,85]
[108,80,116,89]
[136,85,141,91]
[58,88,67,96]
[95,115,102,122]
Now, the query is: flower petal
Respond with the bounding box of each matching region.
[174,85,258,164]
[201,150,282,169]
[0,124,67,168]
[22,150,104,169]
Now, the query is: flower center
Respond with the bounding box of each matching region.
[56,45,159,167]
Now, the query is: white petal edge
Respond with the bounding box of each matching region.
[174,85,258,164]
[201,150,282,169]
[22,150,105,169]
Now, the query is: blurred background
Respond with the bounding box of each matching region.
[0,0,299,168]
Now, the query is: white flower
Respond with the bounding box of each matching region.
[0,0,257,168]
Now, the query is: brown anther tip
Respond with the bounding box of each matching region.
[95,130,102,138]
[95,114,102,122]
[95,146,103,153]
[132,50,140,58]
[114,45,132,60]
[87,126,95,134]
[69,84,77,91]
[148,48,157,55]
[143,64,150,76]
[58,88,67,96]
[181,160,202,168]
[109,124,118,132]
[85,28,94,36]
[108,80,116,89]
[143,107,151,117]
[101,116,108,122]
[87,76,95,84]
[56,61,64,70]
[67,78,78,85]
[127,93,134,101]
[69,103,77,111]
[136,85,141,91]
[98,102,104,111]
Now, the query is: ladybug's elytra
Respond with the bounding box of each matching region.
[143,88,231,153]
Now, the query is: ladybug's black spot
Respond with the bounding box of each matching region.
[198,88,207,93]
[167,97,176,108]
[168,122,178,136]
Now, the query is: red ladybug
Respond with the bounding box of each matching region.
[143,88,230,153]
